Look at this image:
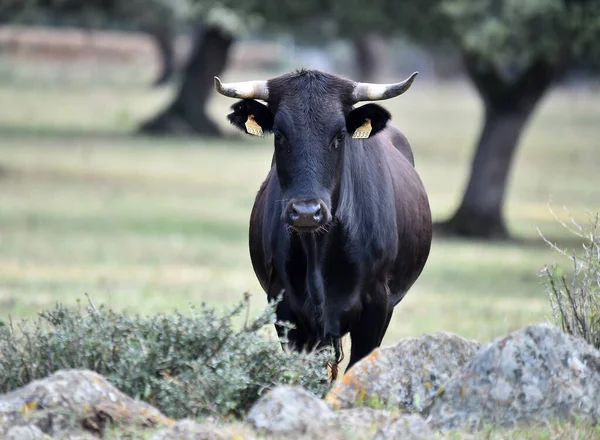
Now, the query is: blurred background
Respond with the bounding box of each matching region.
[0,0,599,345]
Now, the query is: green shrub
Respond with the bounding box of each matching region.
[0,296,332,419]
[540,211,600,349]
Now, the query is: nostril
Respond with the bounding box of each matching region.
[313,207,322,222]
[289,207,300,222]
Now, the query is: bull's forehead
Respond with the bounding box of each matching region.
[272,97,346,140]
[267,70,353,135]
[267,70,354,109]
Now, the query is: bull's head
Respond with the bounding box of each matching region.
[215,70,417,233]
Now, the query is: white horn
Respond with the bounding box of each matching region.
[214,77,269,100]
[351,72,419,102]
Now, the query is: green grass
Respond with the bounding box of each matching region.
[0,59,599,355]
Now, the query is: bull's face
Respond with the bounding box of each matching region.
[271,105,344,232]
[215,70,417,233]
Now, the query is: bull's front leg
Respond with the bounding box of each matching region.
[347,283,390,371]
[268,285,312,353]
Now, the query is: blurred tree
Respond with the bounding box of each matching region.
[0,0,229,134]
[0,0,182,88]
[140,3,252,135]
[140,23,233,135]
[141,0,326,135]
[148,23,176,87]
[0,0,178,30]
[399,0,600,239]
[0,0,321,136]
[353,33,386,81]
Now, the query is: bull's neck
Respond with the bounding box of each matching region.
[299,233,327,290]
[298,232,327,339]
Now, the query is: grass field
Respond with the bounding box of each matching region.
[0,59,599,352]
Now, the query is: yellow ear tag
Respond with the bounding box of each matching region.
[245,114,263,137]
[352,118,372,139]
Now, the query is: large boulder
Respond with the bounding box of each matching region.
[0,369,173,438]
[149,419,249,440]
[337,409,432,440]
[247,385,338,438]
[336,407,396,433]
[5,424,51,440]
[247,387,433,439]
[427,324,600,431]
[325,332,480,412]
[373,414,433,440]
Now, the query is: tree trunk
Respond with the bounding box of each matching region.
[148,25,175,87]
[353,33,386,82]
[140,25,233,136]
[436,106,534,239]
[436,56,564,239]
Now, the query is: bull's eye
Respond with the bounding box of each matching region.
[273,131,286,145]
[331,131,344,149]
[273,131,291,154]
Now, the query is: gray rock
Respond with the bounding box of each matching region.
[247,385,338,437]
[150,419,233,440]
[336,408,435,439]
[426,324,600,431]
[325,332,479,412]
[373,414,433,440]
[5,424,52,440]
[0,369,173,437]
[336,407,396,432]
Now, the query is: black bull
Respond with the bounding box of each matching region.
[215,70,432,375]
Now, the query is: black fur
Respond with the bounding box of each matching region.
[345,104,391,138]
[227,99,274,134]
[226,70,432,373]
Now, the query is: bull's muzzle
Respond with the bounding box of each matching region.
[283,199,331,232]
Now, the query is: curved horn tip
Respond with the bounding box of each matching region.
[405,72,419,88]
[214,76,223,92]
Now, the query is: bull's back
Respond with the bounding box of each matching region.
[380,127,432,304]
[381,126,415,167]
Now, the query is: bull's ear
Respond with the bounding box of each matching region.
[346,104,391,139]
[227,99,274,136]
